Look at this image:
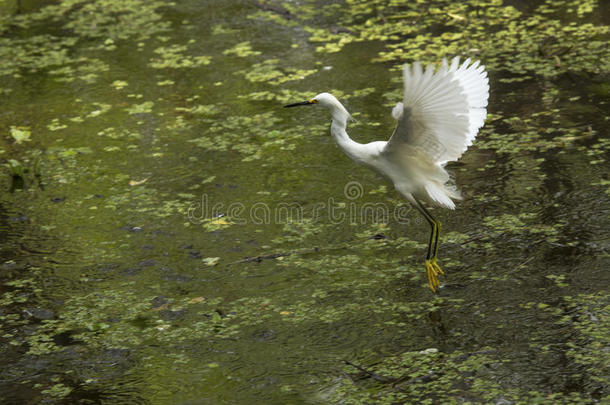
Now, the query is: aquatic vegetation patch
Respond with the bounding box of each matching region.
[0,1,171,92]
[475,112,600,156]
[278,0,609,80]
[175,104,219,116]
[187,111,317,160]
[222,41,262,57]
[41,383,72,399]
[48,57,109,83]
[126,101,155,115]
[24,286,260,353]
[271,218,329,244]
[97,127,142,141]
[237,59,317,85]
[321,343,602,404]
[482,212,562,243]
[44,146,93,185]
[150,44,212,69]
[0,35,77,79]
[1,0,171,41]
[111,80,128,90]
[62,0,172,42]
[211,24,239,36]
[309,288,602,403]
[521,292,609,402]
[3,150,42,190]
[9,126,31,144]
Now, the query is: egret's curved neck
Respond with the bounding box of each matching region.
[330,118,352,146]
[329,109,367,165]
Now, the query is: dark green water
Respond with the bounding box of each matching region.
[0,0,608,403]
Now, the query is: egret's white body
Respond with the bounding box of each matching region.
[285,57,489,291]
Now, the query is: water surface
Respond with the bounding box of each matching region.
[0,0,608,403]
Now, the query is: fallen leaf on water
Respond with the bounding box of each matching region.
[447,12,465,21]
[129,178,149,186]
[202,257,220,266]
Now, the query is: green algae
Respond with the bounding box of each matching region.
[48,57,110,83]
[0,0,171,93]
[41,383,72,399]
[285,0,609,81]
[150,44,212,69]
[111,80,128,90]
[238,59,318,85]
[187,110,312,159]
[318,291,608,403]
[211,24,239,36]
[126,101,155,115]
[483,212,562,243]
[9,126,31,144]
[222,41,262,57]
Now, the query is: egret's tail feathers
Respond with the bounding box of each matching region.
[424,182,459,210]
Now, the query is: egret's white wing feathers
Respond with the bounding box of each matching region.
[385,57,489,164]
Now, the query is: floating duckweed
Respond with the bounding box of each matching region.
[274,0,609,81]
[97,127,141,140]
[187,111,311,158]
[482,213,562,244]
[49,57,109,83]
[150,45,212,69]
[112,80,128,90]
[211,24,239,35]
[41,383,72,399]
[175,104,219,116]
[103,146,121,152]
[9,126,31,144]
[87,103,112,118]
[126,101,154,115]
[238,59,317,85]
[238,89,312,103]
[66,2,168,39]
[222,41,262,57]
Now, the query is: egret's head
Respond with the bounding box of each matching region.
[310,92,339,108]
[284,92,352,123]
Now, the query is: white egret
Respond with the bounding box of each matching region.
[285,57,489,292]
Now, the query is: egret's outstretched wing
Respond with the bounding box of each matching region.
[384,57,489,163]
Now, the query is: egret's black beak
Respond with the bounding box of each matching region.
[284,99,316,108]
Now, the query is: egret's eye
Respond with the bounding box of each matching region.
[309,99,318,104]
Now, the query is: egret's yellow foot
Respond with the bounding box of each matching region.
[425,259,444,292]
[431,258,444,276]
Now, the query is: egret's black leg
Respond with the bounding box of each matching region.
[415,199,444,292]
[433,218,441,259]
[416,200,443,261]
[415,199,436,260]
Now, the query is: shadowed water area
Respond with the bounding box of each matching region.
[0,0,608,403]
